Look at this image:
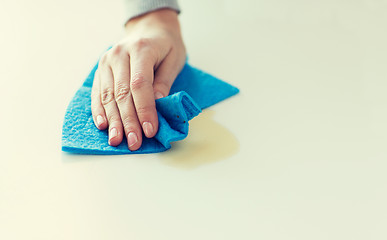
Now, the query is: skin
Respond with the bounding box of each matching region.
[91,9,186,151]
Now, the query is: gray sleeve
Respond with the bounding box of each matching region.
[124,0,180,23]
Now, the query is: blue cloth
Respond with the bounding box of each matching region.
[62,61,239,154]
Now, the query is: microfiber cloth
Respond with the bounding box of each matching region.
[62,59,239,155]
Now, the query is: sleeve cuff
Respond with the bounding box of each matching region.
[124,0,180,24]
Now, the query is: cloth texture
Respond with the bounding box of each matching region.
[62,58,239,155]
[124,0,180,24]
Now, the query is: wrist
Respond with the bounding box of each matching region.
[125,8,180,33]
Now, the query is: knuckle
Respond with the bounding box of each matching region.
[106,112,121,124]
[108,117,121,126]
[111,44,123,56]
[136,104,154,116]
[115,85,131,102]
[122,117,138,130]
[130,73,147,91]
[132,38,151,50]
[101,88,115,105]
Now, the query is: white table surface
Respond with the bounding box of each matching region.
[1,0,387,239]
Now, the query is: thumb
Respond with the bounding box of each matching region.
[153,54,185,99]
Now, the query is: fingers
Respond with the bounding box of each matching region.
[91,69,108,130]
[153,51,184,99]
[99,64,124,147]
[93,39,179,149]
[110,52,143,151]
[129,49,159,138]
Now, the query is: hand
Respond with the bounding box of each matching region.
[91,9,186,151]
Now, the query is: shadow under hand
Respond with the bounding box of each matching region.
[159,110,239,169]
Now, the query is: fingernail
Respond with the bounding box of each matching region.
[96,115,104,126]
[154,92,164,100]
[110,128,118,139]
[143,122,154,137]
[127,132,138,148]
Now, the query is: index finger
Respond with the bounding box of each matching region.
[129,50,158,138]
